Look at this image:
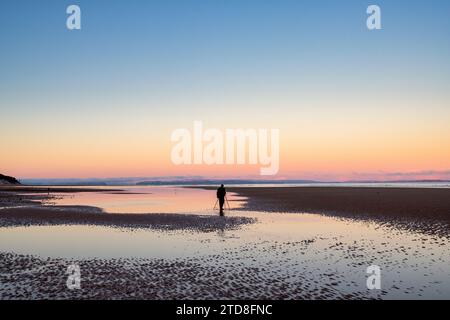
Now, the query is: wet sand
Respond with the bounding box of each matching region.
[2,213,449,300]
[2,185,450,300]
[0,249,368,300]
[3,185,450,236]
[0,207,253,232]
[217,187,450,237]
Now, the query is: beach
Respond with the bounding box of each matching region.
[227,186,450,237]
[1,185,450,299]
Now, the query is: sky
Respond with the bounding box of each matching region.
[1,0,450,181]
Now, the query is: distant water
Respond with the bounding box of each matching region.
[22,179,450,189]
[222,182,450,188]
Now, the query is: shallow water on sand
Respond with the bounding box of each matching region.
[1,212,450,299]
[1,186,450,299]
[41,186,244,214]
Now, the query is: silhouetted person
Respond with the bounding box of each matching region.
[217,184,226,215]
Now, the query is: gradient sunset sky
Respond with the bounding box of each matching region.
[1,0,450,181]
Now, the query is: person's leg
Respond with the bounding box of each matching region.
[219,198,224,213]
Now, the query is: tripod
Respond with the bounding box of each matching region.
[213,196,231,210]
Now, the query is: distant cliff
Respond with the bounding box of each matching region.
[0,174,20,185]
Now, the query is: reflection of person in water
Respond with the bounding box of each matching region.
[216,184,226,215]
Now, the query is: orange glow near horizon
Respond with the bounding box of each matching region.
[3,118,450,181]
[3,92,450,181]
